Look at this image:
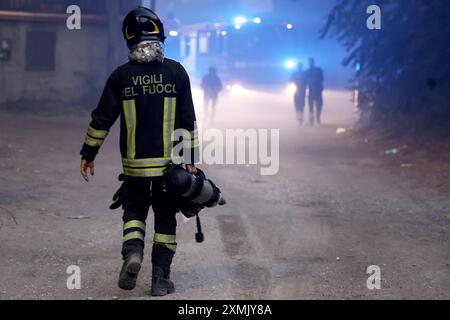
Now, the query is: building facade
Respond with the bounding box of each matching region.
[0,0,140,111]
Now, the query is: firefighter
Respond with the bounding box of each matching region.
[201,67,223,122]
[291,63,307,125]
[306,58,324,125]
[79,7,199,296]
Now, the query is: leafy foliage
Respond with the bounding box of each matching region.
[322,0,450,130]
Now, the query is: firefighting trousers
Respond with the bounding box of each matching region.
[294,91,306,116]
[308,90,323,119]
[121,178,180,263]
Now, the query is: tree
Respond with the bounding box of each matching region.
[321,0,450,132]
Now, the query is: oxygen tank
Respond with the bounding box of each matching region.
[164,164,226,243]
[164,165,226,211]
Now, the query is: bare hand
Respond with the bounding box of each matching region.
[185,164,198,174]
[80,160,95,182]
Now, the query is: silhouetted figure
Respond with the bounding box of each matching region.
[201,67,222,121]
[306,58,324,125]
[291,63,308,125]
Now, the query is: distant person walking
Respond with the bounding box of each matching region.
[306,58,324,125]
[291,63,308,125]
[201,67,223,122]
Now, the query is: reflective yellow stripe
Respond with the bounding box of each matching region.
[123,167,166,178]
[123,100,137,159]
[154,234,177,252]
[122,157,173,168]
[122,159,182,168]
[124,220,146,231]
[154,233,176,244]
[123,156,171,162]
[170,99,177,151]
[163,243,177,252]
[122,157,183,175]
[163,98,169,157]
[84,137,104,147]
[123,231,144,242]
[87,126,108,139]
[124,25,135,40]
[163,97,176,158]
[86,135,104,142]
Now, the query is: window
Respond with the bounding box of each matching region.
[26,31,56,72]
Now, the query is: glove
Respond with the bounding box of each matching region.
[109,174,126,210]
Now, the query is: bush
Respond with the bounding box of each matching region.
[322,0,450,132]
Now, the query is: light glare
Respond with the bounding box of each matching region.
[231,84,245,96]
[234,16,247,24]
[284,59,296,69]
[288,83,297,94]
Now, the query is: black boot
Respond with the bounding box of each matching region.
[150,244,175,296]
[151,266,175,296]
[118,252,142,290]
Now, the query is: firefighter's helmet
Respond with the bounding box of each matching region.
[122,7,166,48]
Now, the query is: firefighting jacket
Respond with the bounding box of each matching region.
[80,59,199,178]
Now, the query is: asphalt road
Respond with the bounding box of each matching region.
[0,86,449,299]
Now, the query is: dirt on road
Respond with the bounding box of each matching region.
[0,87,449,300]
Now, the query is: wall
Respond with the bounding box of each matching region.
[0,18,127,111]
[0,0,141,111]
